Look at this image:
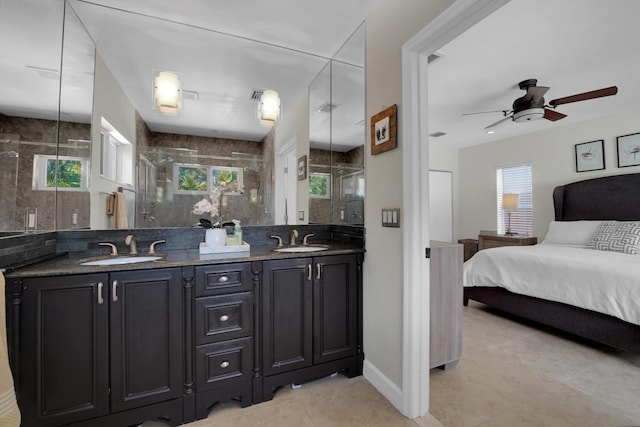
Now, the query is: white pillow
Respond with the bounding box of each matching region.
[541,220,603,248]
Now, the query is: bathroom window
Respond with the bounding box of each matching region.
[100,118,133,185]
[32,155,90,191]
[174,164,243,194]
[309,173,331,199]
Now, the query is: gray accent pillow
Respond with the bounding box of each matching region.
[586,221,640,254]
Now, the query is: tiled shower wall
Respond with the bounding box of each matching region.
[0,114,91,231]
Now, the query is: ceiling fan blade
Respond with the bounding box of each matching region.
[485,115,512,130]
[524,86,549,102]
[543,108,567,122]
[549,86,618,107]
[462,109,509,116]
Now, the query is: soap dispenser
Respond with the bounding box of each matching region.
[233,219,243,245]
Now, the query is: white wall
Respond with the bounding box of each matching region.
[458,107,640,241]
[90,54,136,229]
[430,146,460,241]
[364,0,456,400]
[274,91,310,224]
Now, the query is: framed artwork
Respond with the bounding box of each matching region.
[575,139,605,173]
[370,104,397,155]
[616,132,640,168]
[297,155,307,180]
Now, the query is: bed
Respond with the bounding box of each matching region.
[463,173,640,353]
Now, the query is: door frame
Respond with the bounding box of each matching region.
[274,137,298,225]
[400,0,510,418]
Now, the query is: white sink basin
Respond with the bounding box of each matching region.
[80,256,163,266]
[274,246,329,253]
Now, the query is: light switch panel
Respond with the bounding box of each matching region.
[382,208,400,227]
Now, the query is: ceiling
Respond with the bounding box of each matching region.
[0,0,375,149]
[428,0,640,149]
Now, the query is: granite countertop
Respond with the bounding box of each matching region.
[6,244,365,278]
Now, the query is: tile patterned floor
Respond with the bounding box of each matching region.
[177,300,640,426]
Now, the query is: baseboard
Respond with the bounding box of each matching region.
[362,359,403,412]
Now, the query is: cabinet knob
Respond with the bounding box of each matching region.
[218,275,229,283]
[219,314,229,322]
[220,361,230,368]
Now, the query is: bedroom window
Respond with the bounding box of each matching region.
[496,164,532,235]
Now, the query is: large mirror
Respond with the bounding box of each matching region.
[0,0,365,233]
[309,24,365,225]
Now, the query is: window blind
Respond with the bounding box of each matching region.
[496,164,533,235]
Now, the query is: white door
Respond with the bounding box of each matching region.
[274,138,298,225]
[429,170,453,242]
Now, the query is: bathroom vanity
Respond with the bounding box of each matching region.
[3,226,364,427]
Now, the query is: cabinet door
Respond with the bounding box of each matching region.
[313,254,357,364]
[21,274,109,427]
[262,258,312,376]
[109,268,183,413]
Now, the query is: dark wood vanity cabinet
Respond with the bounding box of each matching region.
[261,254,362,400]
[18,268,183,427]
[192,262,257,419]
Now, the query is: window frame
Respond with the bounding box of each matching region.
[496,163,533,236]
[173,163,244,195]
[309,172,331,199]
[32,154,90,191]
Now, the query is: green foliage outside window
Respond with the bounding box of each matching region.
[212,169,239,187]
[309,174,329,198]
[178,166,208,191]
[46,159,82,188]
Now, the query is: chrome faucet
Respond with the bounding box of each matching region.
[148,240,165,254]
[302,233,314,245]
[290,229,299,246]
[125,235,138,255]
[99,242,118,255]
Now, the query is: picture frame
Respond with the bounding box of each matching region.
[575,139,605,173]
[297,155,307,180]
[370,104,397,155]
[616,132,640,168]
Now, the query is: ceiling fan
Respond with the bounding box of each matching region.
[466,79,618,130]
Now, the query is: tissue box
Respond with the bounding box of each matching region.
[199,241,250,254]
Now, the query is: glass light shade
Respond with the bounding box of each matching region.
[502,193,519,211]
[154,71,181,115]
[259,90,280,125]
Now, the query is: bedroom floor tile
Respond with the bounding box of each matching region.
[431,301,640,426]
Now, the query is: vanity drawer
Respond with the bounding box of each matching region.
[195,263,253,296]
[195,337,252,391]
[195,292,252,345]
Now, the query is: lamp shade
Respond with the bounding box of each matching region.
[154,71,181,115]
[502,193,519,211]
[259,90,281,125]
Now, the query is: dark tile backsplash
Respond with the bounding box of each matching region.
[0,225,364,271]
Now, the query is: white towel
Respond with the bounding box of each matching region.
[0,272,20,426]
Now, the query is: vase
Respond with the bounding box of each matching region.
[205,228,227,246]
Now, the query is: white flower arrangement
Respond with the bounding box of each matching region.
[192,181,245,227]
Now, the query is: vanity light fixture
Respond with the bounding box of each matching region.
[154,71,181,115]
[259,89,281,126]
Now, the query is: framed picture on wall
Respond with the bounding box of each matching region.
[575,139,605,172]
[370,104,397,155]
[616,132,640,168]
[297,155,307,180]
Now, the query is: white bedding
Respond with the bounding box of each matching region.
[463,244,640,326]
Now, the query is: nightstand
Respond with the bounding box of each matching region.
[478,234,537,250]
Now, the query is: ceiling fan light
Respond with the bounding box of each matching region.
[513,107,544,122]
[154,71,181,115]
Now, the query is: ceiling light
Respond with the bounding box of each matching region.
[486,130,495,134]
[259,90,281,126]
[154,71,181,115]
[513,108,544,122]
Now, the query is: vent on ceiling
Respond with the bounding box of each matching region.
[182,90,199,101]
[317,102,339,113]
[427,51,446,64]
[429,131,447,138]
[249,89,265,101]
